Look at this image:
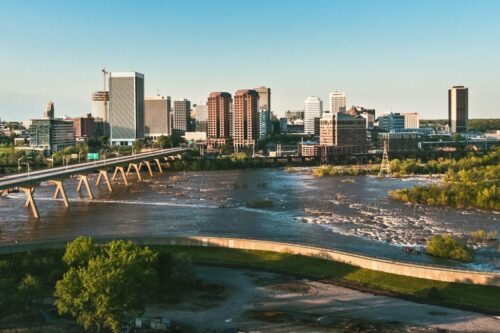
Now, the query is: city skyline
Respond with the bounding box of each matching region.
[1,0,500,121]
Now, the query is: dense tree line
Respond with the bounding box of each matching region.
[390,148,499,210]
[0,237,196,333]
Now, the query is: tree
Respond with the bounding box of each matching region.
[132,140,144,153]
[426,234,473,262]
[17,274,43,318]
[55,239,158,333]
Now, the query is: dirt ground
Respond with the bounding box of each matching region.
[145,265,500,333]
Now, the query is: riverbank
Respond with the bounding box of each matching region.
[1,240,499,314]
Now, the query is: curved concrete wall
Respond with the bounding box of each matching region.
[1,236,498,286]
[142,236,500,287]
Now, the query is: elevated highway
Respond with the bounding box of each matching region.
[0,147,189,218]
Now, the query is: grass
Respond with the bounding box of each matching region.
[153,245,500,314]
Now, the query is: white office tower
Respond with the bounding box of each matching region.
[109,72,145,146]
[403,112,419,129]
[144,95,171,140]
[304,96,323,134]
[329,92,346,114]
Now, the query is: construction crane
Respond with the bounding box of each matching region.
[101,68,109,91]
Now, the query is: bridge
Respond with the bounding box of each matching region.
[0,147,189,219]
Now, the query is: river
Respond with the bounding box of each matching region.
[0,168,498,271]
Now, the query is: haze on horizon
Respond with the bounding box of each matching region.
[0,0,499,121]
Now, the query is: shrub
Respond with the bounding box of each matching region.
[426,234,473,262]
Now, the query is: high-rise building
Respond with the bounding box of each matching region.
[304,96,323,135]
[207,92,231,143]
[43,101,55,119]
[144,95,170,139]
[403,112,419,129]
[259,108,271,139]
[448,86,468,133]
[193,104,208,133]
[92,91,109,122]
[329,92,346,114]
[173,99,191,135]
[378,112,405,132]
[233,89,259,146]
[108,72,145,146]
[254,86,271,113]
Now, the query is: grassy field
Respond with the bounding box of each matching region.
[153,245,500,314]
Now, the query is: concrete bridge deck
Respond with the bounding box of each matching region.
[0,147,189,218]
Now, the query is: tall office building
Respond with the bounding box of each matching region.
[92,91,109,121]
[144,95,170,139]
[173,99,191,135]
[207,92,231,140]
[43,101,55,119]
[304,96,323,135]
[403,112,419,129]
[254,86,271,113]
[448,86,468,133]
[108,72,145,146]
[329,92,346,114]
[233,89,259,146]
[255,87,271,139]
[193,104,208,133]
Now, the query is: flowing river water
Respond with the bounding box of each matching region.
[0,168,498,271]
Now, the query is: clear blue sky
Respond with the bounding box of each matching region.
[1,0,499,121]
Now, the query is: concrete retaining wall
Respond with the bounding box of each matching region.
[144,236,500,286]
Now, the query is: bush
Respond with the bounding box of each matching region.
[426,234,473,262]
[470,229,497,242]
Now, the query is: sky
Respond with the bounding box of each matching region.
[0,0,499,121]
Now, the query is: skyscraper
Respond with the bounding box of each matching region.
[108,72,145,146]
[448,86,468,133]
[144,95,170,139]
[255,87,271,139]
[329,92,346,114]
[43,101,55,119]
[304,96,323,135]
[254,86,271,113]
[233,89,259,146]
[207,92,231,140]
[193,104,208,133]
[173,99,191,135]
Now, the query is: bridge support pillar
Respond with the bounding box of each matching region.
[96,170,113,192]
[140,161,154,177]
[154,158,163,173]
[112,167,128,185]
[20,186,39,219]
[126,163,142,180]
[50,180,69,207]
[76,175,94,200]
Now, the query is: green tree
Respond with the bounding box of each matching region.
[62,236,100,267]
[426,234,473,262]
[55,239,158,333]
[17,274,43,318]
